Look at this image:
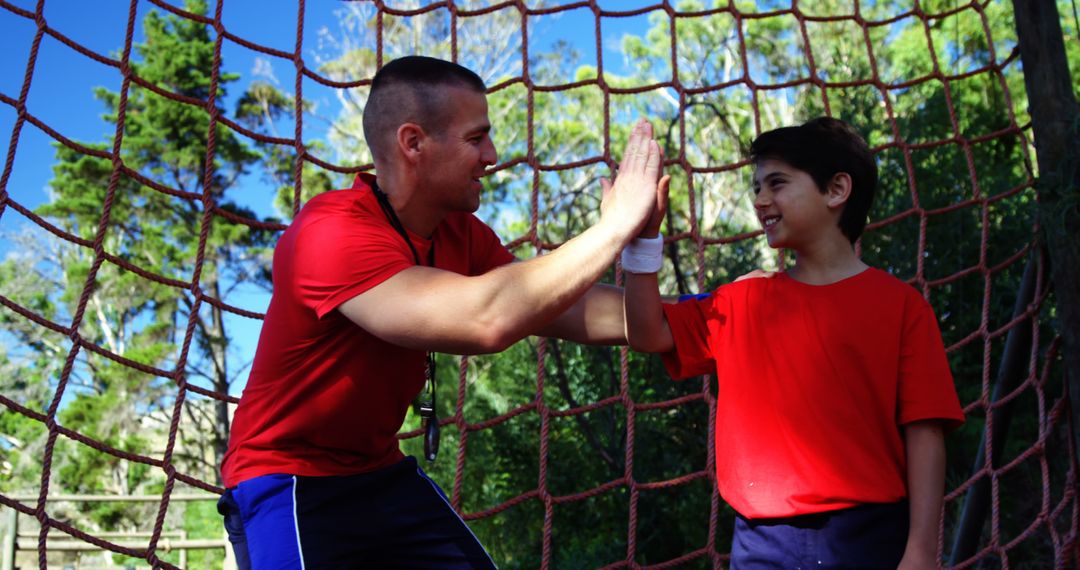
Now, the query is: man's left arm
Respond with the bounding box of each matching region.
[899,419,947,570]
[536,283,626,344]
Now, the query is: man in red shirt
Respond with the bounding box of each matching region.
[624,117,964,569]
[219,56,668,568]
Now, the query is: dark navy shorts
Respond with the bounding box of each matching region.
[731,501,909,569]
[218,456,496,569]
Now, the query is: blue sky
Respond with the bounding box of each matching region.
[0,1,658,210]
[0,0,659,395]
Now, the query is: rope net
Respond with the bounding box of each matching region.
[0,0,1076,568]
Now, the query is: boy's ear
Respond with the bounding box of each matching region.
[825,172,853,209]
[396,122,426,164]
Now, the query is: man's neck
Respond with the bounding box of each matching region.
[376,175,442,238]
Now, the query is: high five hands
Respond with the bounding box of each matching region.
[602,120,774,283]
[600,119,672,241]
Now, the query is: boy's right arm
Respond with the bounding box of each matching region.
[623,173,675,354]
[625,271,674,353]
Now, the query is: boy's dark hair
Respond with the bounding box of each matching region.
[749,117,877,243]
[363,56,487,163]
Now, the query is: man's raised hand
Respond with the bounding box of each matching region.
[600,119,664,240]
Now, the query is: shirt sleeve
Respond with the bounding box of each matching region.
[660,296,718,380]
[897,293,966,429]
[465,214,516,275]
[291,209,415,319]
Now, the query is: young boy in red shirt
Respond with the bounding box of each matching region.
[623,117,964,568]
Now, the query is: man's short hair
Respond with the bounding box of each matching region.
[363,56,487,163]
[749,117,878,243]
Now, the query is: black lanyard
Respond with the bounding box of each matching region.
[372,181,440,461]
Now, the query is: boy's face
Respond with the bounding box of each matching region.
[752,158,837,250]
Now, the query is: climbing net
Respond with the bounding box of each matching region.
[0,0,1076,568]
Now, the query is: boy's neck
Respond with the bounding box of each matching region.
[787,239,868,286]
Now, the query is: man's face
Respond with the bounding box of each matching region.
[420,86,498,214]
[752,158,834,250]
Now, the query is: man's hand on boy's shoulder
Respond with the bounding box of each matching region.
[734,269,778,282]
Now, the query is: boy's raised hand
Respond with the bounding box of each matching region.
[643,172,670,239]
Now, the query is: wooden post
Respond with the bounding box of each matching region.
[180,530,187,569]
[1011,0,1080,453]
[223,528,237,570]
[948,253,1038,564]
[2,508,15,570]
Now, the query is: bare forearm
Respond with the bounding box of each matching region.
[537,284,626,345]
[624,272,673,353]
[341,220,634,355]
[901,421,947,568]
[475,220,633,345]
[339,119,663,355]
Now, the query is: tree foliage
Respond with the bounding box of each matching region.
[1,0,291,565]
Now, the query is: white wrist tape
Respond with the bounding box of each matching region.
[620,234,664,274]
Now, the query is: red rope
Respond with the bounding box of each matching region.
[0,1,1074,567]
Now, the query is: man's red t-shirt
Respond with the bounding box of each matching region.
[222,174,515,488]
[661,268,964,519]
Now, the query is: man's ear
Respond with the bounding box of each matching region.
[396,122,426,164]
[826,172,852,209]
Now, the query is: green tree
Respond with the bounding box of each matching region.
[37,0,272,489]
[0,2,283,563]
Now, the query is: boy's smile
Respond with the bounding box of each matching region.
[760,214,781,231]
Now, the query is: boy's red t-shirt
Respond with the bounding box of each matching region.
[661,268,964,519]
[222,174,515,488]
